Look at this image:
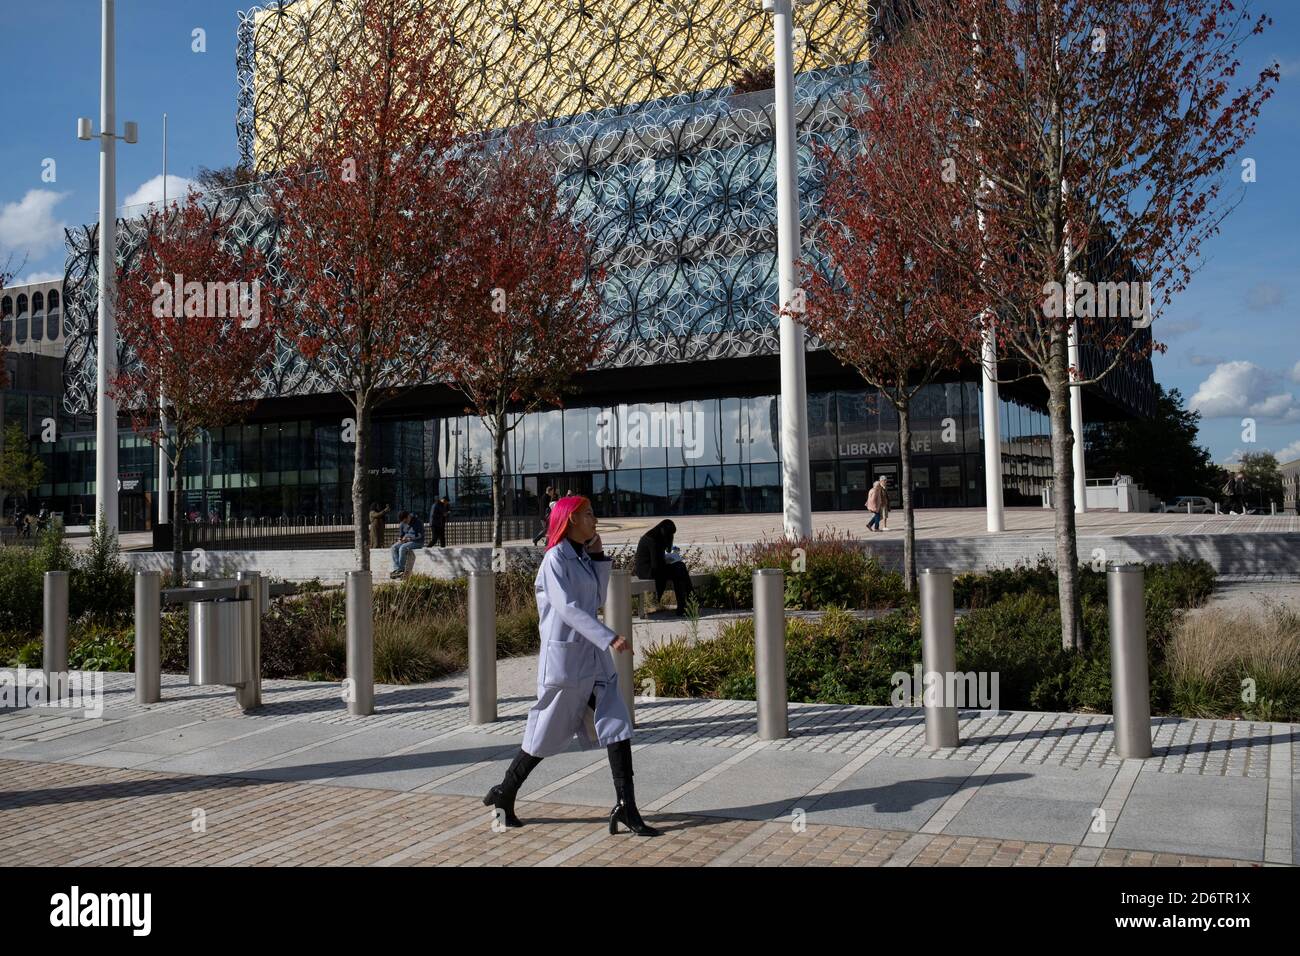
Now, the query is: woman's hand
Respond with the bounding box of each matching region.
[586,532,603,555]
[610,636,629,652]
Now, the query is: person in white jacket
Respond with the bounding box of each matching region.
[483,495,660,836]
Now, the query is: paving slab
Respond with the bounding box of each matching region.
[658,747,851,821]
[536,742,738,809]
[304,732,522,791]
[1106,772,1268,861]
[806,755,984,830]
[427,741,611,800]
[137,722,373,776]
[1,712,200,762]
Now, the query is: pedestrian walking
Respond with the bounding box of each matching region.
[531,485,556,546]
[429,496,450,548]
[878,476,891,530]
[483,495,659,836]
[866,477,885,532]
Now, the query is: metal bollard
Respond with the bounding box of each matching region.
[468,569,497,724]
[1271,501,1277,516]
[235,570,263,710]
[753,568,788,740]
[1108,564,1152,758]
[1186,500,1193,515]
[920,568,960,749]
[1214,501,1220,515]
[43,571,69,702]
[345,570,374,716]
[604,569,635,728]
[134,571,162,704]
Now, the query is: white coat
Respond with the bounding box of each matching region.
[522,539,633,758]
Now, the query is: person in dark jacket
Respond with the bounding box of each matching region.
[429,496,450,547]
[532,486,556,546]
[634,519,693,617]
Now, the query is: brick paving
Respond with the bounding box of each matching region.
[2,671,1293,866]
[0,758,1261,867]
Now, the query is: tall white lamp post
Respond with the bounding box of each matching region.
[77,0,136,535]
[762,0,813,540]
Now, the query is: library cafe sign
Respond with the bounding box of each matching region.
[838,438,933,457]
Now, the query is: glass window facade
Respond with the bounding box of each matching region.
[40,382,1001,527]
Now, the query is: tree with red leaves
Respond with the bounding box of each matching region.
[111,191,276,581]
[872,0,1277,649]
[801,51,984,593]
[438,130,610,548]
[267,0,465,570]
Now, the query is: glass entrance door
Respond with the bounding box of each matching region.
[870,462,901,510]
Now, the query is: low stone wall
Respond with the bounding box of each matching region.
[122,530,1300,582]
[122,546,496,582]
[857,532,1300,576]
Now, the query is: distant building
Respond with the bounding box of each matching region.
[1281,458,1300,514]
[1,278,66,359]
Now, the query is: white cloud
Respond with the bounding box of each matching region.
[1291,360,1300,384]
[1187,353,1224,367]
[1189,360,1300,422]
[14,270,62,286]
[120,174,198,215]
[0,190,69,261]
[1272,439,1300,464]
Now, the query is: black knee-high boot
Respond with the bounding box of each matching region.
[607,739,661,836]
[483,748,542,828]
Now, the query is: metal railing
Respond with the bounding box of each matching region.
[178,514,542,551]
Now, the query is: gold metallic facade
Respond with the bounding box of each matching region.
[238,0,872,170]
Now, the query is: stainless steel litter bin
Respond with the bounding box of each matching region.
[188,579,251,687]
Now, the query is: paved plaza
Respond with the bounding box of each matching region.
[593,508,1300,547]
[2,670,1294,867]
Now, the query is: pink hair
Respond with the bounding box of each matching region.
[546,495,590,550]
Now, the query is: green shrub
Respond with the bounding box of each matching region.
[13,640,42,668]
[69,520,134,624]
[68,623,134,671]
[0,523,133,636]
[160,610,189,673]
[694,532,907,611]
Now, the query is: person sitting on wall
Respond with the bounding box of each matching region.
[390,510,425,578]
[369,502,388,549]
[634,519,694,617]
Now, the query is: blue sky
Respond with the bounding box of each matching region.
[1,0,1297,466]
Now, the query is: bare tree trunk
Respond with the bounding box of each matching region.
[1046,336,1083,651]
[171,452,183,583]
[352,400,370,572]
[898,399,917,594]
[491,413,507,549]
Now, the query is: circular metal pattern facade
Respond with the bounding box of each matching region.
[64,0,878,413]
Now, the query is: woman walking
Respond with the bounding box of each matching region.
[483,495,660,836]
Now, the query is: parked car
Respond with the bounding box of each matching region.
[1161,496,1215,514]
